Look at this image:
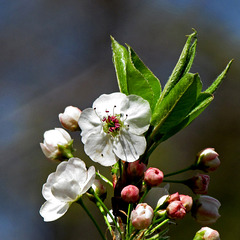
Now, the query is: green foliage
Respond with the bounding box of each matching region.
[111,37,161,111]
[111,30,232,145]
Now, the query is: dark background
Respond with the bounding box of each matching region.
[0,0,239,239]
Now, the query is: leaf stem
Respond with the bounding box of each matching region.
[92,190,123,239]
[96,171,113,187]
[164,165,194,177]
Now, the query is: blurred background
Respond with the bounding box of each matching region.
[0,0,239,239]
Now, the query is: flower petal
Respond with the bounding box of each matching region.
[81,166,96,194]
[79,108,102,144]
[84,133,117,166]
[123,95,151,135]
[113,130,146,162]
[93,92,128,118]
[40,200,70,222]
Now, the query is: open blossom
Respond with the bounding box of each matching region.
[78,92,151,166]
[59,106,81,131]
[40,128,73,161]
[40,158,95,222]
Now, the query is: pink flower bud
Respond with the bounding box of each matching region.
[130,203,154,230]
[185,174,210,194]
[192,195,221,225]
[144,167,164,187]
[127,160,147,178]
[59,106,81,131]
[180,194,193,212]
[121,185,139,203]
[197,148,220,172]
[193,227,220,240]
[168,192,180,203]
[166,201,186,219]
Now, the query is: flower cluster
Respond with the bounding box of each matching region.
[39,31,230,239]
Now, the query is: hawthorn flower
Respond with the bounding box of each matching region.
[40,128,74,161]
[40,157,95,222]
[78,92,151,166]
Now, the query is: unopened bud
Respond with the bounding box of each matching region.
[130,203,154,230]
[196,148,220,172]
[144,167,164,187]
[121,185,139,203]
[40,128,73,161]
[92,179,107,201]
[166,201,186,219]
[127,160,147,178]
[193,227,220,240]
[168,192,180,203]
[192,195,221,226]
[185,174,210,194]
[179,194,193,212]
[59,106,81,131]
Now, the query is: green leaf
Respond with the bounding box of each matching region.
[205,59,233,94]
[128,45,162,105]
[159,30,197,102]
[186,92,214,124]
[126,46,156,111]
[150,73,202,140]
[111,36,129,94]
[161,92,213,141]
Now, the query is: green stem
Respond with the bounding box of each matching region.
[77,198,106,240]
[126,203,133,239]
[145,219,170,236]
[96,171,113,187]
[96,202,114,237]
[139,186,150,203]
[118,159,122,177]
[92,190,123,239]
[164,165,194,178]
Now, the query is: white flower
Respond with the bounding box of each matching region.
[40,157,95,222]
[78,92,151,166]
[40,128,72,160]
[59,106,81,131]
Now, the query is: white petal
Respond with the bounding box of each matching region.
[51,178,81,202]
[40,201,70,222]
[123,95,151,135]
[42,172,58,201]
[84,133,117,166]
[93,92,128,118]
[50,158,89,201]
[113,130,146,162]
[40,143,52,158]
[80,166,96,194]
[78,108,102,144]
[56,128,72,142]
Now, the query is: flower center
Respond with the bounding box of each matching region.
[102,114,123,137]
